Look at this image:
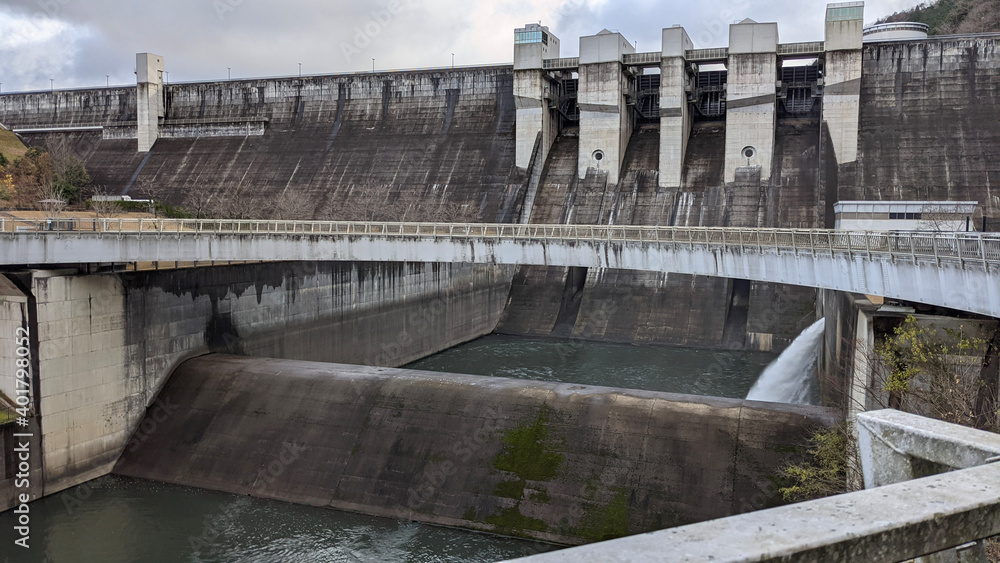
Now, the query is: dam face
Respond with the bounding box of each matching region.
[2,1,1000,555]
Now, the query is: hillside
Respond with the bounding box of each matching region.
[0,127,27,163]
[876,0,1000,35]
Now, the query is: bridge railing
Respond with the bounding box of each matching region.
[3,217,1000,266]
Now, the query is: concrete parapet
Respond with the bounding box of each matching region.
[857,409,1000,488]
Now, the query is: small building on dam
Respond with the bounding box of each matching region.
[0,0,999,560]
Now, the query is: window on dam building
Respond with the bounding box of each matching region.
[515,29,549,45]
[827,1,864,21]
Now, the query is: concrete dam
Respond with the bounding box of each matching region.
[2,0,1000,558]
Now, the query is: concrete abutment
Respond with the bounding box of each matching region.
[0,261,512,511]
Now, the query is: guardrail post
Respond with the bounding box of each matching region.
[954,232,963,269]
[981,234,989,271]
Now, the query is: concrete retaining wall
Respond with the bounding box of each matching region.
[839,38,1000,221]
[114,354,840,545]
[0,261,511,507]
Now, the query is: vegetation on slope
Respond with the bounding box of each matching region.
[876,0,1000,35]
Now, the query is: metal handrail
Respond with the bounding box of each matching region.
[3,217,999,267]
[623,52,662,65]
[777,41,826,55]
[685,48,729,61]
[542,57,580,70]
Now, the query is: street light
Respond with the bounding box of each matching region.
[106,75,110,87]
[228,67,231,81]
[372,58,375,73]
[298,62,302,77]
[452,53,455,68]
[50,78,54,91]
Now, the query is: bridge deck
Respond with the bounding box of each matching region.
[3,218,998,317]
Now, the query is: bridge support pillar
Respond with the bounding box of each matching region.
[136,53,164,153]
[514,25,560,172]
[724,20,778,184]
[659,27,693,188]
[822,2,864,166]
[577,30,635,185]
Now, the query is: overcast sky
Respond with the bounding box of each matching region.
[0,0,918,92]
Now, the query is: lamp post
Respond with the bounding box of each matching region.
[106,75,110,87]
[298,62,302,77]
[372,58,375,73]
[228,67,231,81]
[452,53,455,68]
[50,79,54,91]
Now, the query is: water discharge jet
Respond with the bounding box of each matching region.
[746,318,825,405]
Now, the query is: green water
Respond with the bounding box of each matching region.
[407,335,777,399]
[0,476,555,563]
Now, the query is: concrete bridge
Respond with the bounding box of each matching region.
[3,216,999,317]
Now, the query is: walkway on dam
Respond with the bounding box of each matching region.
[2,217,999,317]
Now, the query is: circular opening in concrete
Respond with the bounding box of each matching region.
[742,146,756,159]
[593,150,605,162]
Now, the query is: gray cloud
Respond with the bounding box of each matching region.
[0,0,918,92]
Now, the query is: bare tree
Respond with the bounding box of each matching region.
[37,183,67,215]
[89,186,121,219]
[270,189,315,221]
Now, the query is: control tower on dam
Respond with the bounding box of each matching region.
[1,1,999,355]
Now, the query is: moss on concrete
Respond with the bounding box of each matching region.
[577,489,631,542]
[492,404,564,482]
[494,478,526,499]
[482,405,564,536]
[485,505,549,534]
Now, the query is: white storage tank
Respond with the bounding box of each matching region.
[862,22,930,43]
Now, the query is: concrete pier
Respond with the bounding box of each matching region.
[659,27,693,188]
[724,20,778,184]
[135,53,164,152]
[577,30,635,184]
[514,24,561,172]
[823,2,865,165]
